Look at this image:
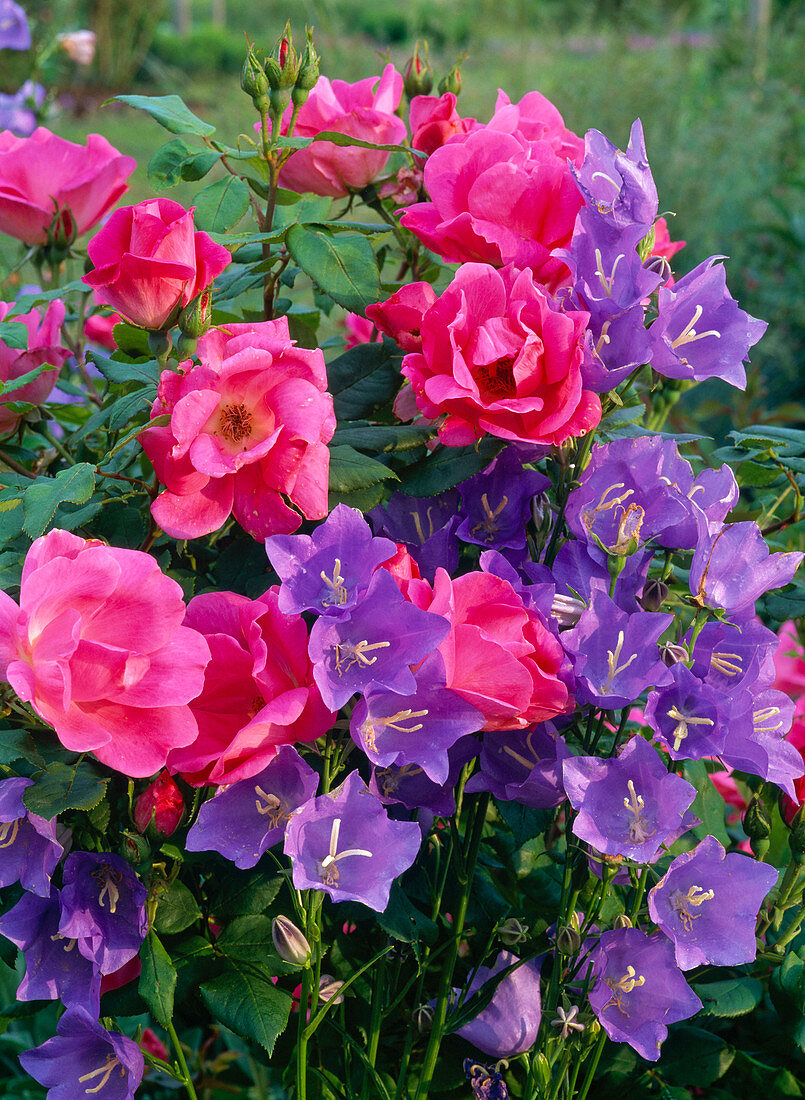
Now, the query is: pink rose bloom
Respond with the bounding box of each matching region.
[0,298,71,434]
[366,282,437,353]
[378,165,423,206]
[0,127,135,245]
[343,312,380,350]
[140,318,336,541]
[405,567,570,732]
[409,93,476,157]
[83,197,231,332]
[400,263,601,448]
[168,589,334,786]
[401,128,583,290]
[650,216,686,263]
[0,529,210,777]
[278,64,408,198]
[83,290,121,351]
[486,89,584,166]
[774,620,805,698]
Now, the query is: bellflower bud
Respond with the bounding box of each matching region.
[643,253,672,283]
[133,771,183,838]
[438,59,463,97]
[661,641,689,668]
[555,925,582,956]
[272,915,312,966]
[744,794,771,841]
[637,223,656,261]
[613,913,633,929]
[403,41,433,98]
[640,578,669,613]
[499,917,529,946]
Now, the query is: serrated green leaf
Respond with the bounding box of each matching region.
[114,94,215,137]
[193,177,250,234]
[331,423,435,454]
[201,964,292,1055]
[106,386,158,432]
[215,915,301,974]
[326,341,402,421]
[376,882,437,947]
[22,464,96,539]
[328,483,387,513]
[22,760,108,818]
[154,880,201,935]
[328,445,398,494]
[312,131,425,159]
[684,760,731,848]
[737,459,783,486]
[0,320,28,350]
[660,1026,735,1087]
[396,438,504,497]
[139,932,177,1029]
[148,139,221,188]
[86,797,110,832]
[286,226,381,313]
[496,802,554,850]
[89,350,161,386]
[205,866,283,918]
[692,977,763,1018]
[0,726,45,768]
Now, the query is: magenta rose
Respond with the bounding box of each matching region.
[0,127,135,245]
[278,64,408,197]
[409,92,476,157]
[399,262,600,447]
[0,298,71,434]
[0,530,210,777]
[486,89,584,165]
[365,282,437,353]
[168,589,334,786]
[83,198,231,331]
[400,127,583,290]
[139,318,336,541]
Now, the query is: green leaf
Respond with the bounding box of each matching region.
[205,866,283,918]
[312,131,425,159]
[113,94,215,137]
[201,964,292,1056]
[147,139,220,188]
[1,364,61,399]
[660,1026,735,1087]
[326,341,402,421]
[0,320,28,350]
[328,483,387,513]
[331,422,435,454]
[329,445,398,494]
[193,177,250,234]
[397,438,504,497]
[771,952,805,1016]
[286,225,381,313]
[0,726,45,768]
[22,760,108,818]
[154,880,201,935]
[23,464,96,539]
[683,760,731,848]
[139,932,177,1029]
[737,459,783,486]
[692,977,763,1018]
[496,802,554,850]
[376,882,438,946]
[89,351,161,386]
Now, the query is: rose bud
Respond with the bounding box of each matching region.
[133,771,183,838]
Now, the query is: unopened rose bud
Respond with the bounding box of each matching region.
[272,915,312,966]
[643,253,672,283]
[178,291,213,341]
[613,913,633,929]
[241,42,270,110]
[134,771,183,838]
[661,641,689,668]
[318,975,345,1004]
[555,925,582,956]
[292,29,320,108]
[413,1004,434,1033]
[499,917,529,946]
[57,30,97,66]
[403,41,433,98]
[640,578,669,613]
[438,60,463,97]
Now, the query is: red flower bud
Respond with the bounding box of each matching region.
[133,771,183,838]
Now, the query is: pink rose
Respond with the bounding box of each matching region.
[343,312,381,349]
[278,64,408,197]
[486,89,584,166]
[0,530,210,777]
[0,298,71,434]
[83,290,121,351]
[139,318,336,541]
[83,198,230,332]
[133,771,184,837]
[400,263,600,448]
[650,216,686,264]
[409,93,476,157]
[0,127,135,245]
[401,128,583,290]
[405,567,571,732]
[365,282,437,353]
[168,589,334,786]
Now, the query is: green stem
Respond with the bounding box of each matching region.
[39,424,74,465]
[628,866,650,921]
[296,965,312,1100]
[575,1031,606,1100]
[360,957,386,1099]
[165,1017,199,1100]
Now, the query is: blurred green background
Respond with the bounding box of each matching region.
[4,0,804,432]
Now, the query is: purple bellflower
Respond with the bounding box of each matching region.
[283,770,421,911]
[307,567,450,710]
[719,687,803,798]
[690,520,803,616]
[648,835,778,970]
[350,652,483,784]
[453,951,542,1058]
[369,489,461,582]
[561,590,673,709]
[0,776,63,897]
[266,502,397,617]
[563,735,697,863]
[588,927,701,1061]
[0,80,45,136]
[370,739,478,816]
[649,257,767,389]
[464,724,569,808]
[551,539,652,615]
[572,119,658,234]
[58,852,148,975]
[644,664,726,761]
[0,1,31,50]
[186,745,319,869]
[456,448,549,552]
[0,889,101,1014]
[690,618,778,695]
[20,1005,144,1100]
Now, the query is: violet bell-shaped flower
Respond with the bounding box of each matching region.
[689,519,803,615]
[368,489,461,583]
[643,663,726,761]
[464,724,570,808]
[453,951,542,1058]
[456,447,549,552]
[283,770,421,911]
[572,119,658,235]
[58,852,148,975]
[0,776,63,897]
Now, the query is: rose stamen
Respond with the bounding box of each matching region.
[218,402,253,444]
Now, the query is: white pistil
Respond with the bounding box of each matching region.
[594,321,611,356]
[670,884,714,932]
[670,304,722,350]
[595,248,626,297]
[582,482,634,535]
[666,704,715,752]
[602,631,638,693]
[78,1054,122,1093]
[333,639,391,675]
[254,786,284,824]
[623,780,654,844]
[0,818,19,849]
[551,1004,585,1039]
[754,705,783,733]
[711,650,742,676]
[470,493,508,541]
[318,817,372,886]
[320,558,348,606]
[361,709,429,753]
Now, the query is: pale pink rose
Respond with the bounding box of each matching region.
[343,312,380,349]
[0,127,135,245]
[365,281,437,353]
[278,64,408,197]
[140,318,336,541]
[401,128,583,290]
[486,89,584,166]
[399,263,600,448]
[83,198,231,331]
[378,165,423,206]
[168,589,334,786]
[57,30,97,66]
[0,530,210,777]
[405,567,570,732]
[0,298,71,434]
[409,92,476,157]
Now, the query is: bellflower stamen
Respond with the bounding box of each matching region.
[470,493,509,540]
[710,650,742,676]
[0,818,19,848]
[753,705,783,733]
[503,745,537,770]
[594,248,626,297]
[604,964,646,1012]
[49,932,78,953]
[666,705,715,752]
[360,709,429,752]
[594,320,612,356]
[320,558,348,605]
[623,779,655,844]
[669,883,715,931]
[602,631,638,692]
[318,816,372,885]
[582,482,634,535]
[91,865,123,914]
[78,1053,122,1093]
[670,304,721,349]
[254,786,285,825]
[333,639,391,675]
